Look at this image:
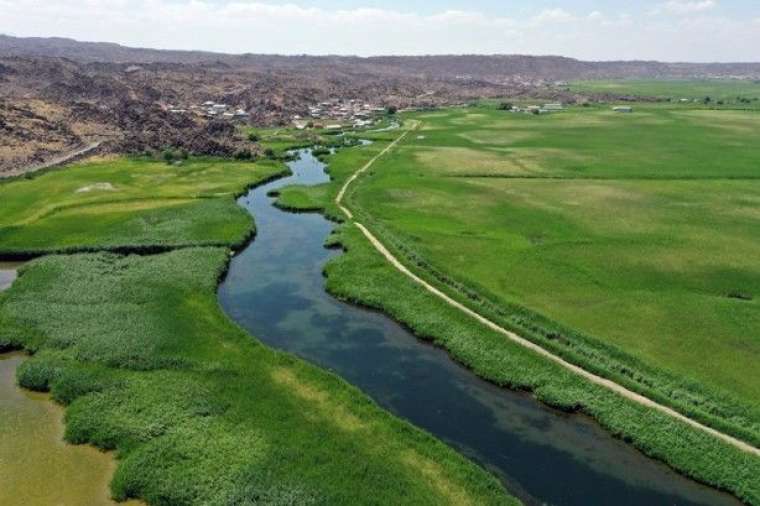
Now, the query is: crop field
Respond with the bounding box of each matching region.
[320,105,760,451]
[569,79,760,104]
[0,157,287,256]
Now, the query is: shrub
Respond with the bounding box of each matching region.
[234,149,253,161]
[162,149,175,164]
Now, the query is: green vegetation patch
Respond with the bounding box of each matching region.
[334,106,760,439]
[569,79,760,108]
[0,157,287,257]
[274,109,760,503]
[0,249,512,505]
[318,223,760,504]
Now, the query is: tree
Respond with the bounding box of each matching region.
[387,105,398,115]
[498,102,513,110]
[264,148,275,159]
[247,132,260,142]
[703,96,712,104]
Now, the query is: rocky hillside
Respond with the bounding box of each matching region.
[2,34,759,176]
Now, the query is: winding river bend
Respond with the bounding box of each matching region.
[218,148,740,506]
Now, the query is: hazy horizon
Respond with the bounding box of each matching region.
[1,1,759,63]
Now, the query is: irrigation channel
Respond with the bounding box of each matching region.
[218,148,741,506]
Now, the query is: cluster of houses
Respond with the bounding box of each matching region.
[294,99,388,129]
[510,102,565,114]
[165,101,249,120]
[507,102,634,114]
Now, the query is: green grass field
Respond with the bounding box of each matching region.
[0,157,288,256]
[347,105,760,408]
[569,79,760,104]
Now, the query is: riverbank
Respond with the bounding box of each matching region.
[0,155,515,505]
[229,149,745,505]
[274,120,760,504]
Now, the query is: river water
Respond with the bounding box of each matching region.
[219,148,741,506]
[0,262,23,291]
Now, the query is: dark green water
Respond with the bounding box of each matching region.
[218,148,742,506]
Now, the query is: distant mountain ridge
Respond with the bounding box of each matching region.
[2,34,760,80]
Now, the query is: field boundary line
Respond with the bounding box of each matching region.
[336,124,760,458]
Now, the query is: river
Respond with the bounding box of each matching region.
[0,262,23,291]
[218,148,741,506]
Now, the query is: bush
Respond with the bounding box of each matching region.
[234,149,253,161]
[247,132,260,142]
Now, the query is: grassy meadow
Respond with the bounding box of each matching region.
[569,79,760,104]
[0,157,288,256]
[341,105,760,415]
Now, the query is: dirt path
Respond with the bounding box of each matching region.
[1,141,103,179]
[336,126,760,458]
[335,129,411,219]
